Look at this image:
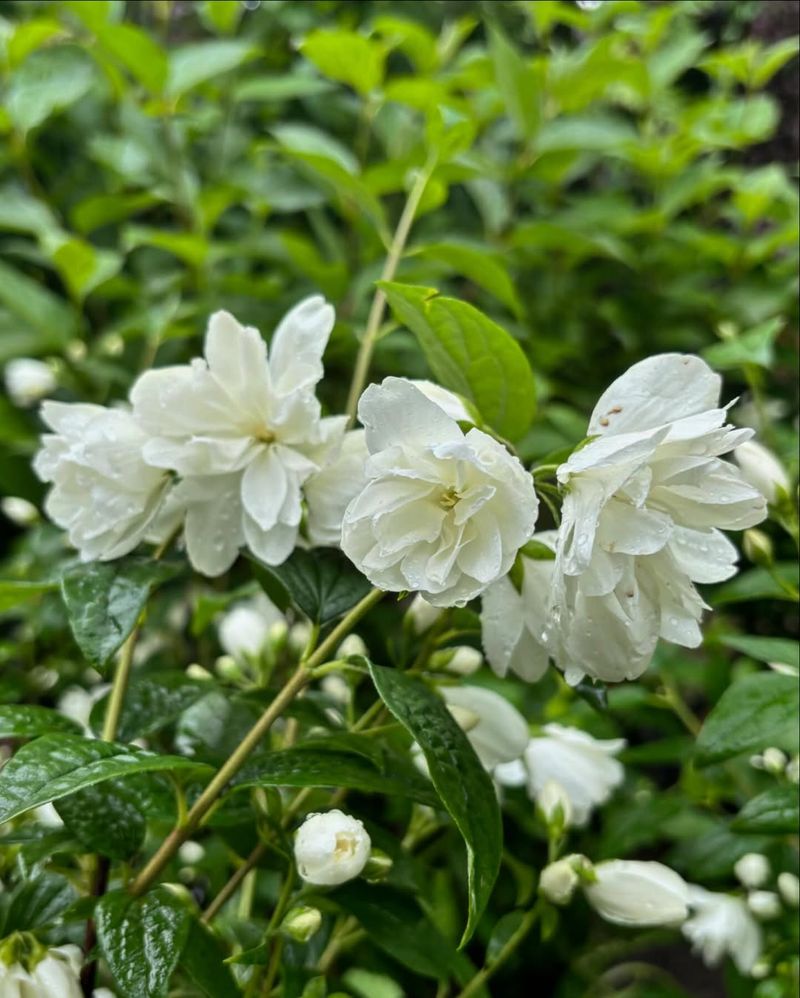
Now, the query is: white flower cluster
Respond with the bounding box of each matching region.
[482,354,768,684]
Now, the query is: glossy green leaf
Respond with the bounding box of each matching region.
[179,919,239,998]
[695,672,800,765]
[7,45,96,132]
[56,780,146,859]
[0,704,81,739]
[713,563,799,604]
[1,872,77,935]
[379,282,536,441]
[368,664,502,944]
[249,547,372,625]
[719,634,799,670]
[90,671,212,742]
[0,733,210,823]
[60,556,181,671]
[732,786,799,834]
[97,887,192,998]
[300,28,385,95]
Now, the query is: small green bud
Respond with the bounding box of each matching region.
[363,848,393,882]
[743,528,773,567]
[281,905,322,943]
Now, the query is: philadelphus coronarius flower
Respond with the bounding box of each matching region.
[682,886,762,975]
[294,810,371,886]
[584,860,690,927]
[550,353,767,683]
[131,298,344,575]
[34,402,173,562]
[341,378,538,606]
[217,592,284,660]
[440,685,529,771]
[733,439,790,504]
[304,429,368,546]
[0,940,82,998]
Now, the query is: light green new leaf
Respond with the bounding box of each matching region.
[167,41,255,97]
[301,28,385,96]
[702,317,783,371]
[0,580,58,614]
[695,672,799,766]
[95,23,169,94]
[7,45,96,132]
[719,634,799,670]
[368,664,502,944]
[0,261,78,343]
[732,786,799,834]
[379,282,536,441]
[488,26,540,142]
[0,734,210,824]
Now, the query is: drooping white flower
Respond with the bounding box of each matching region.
[584,860,689,927]
[517,724,625,827]
[34,402,173,562]
[342,378,538,606]
[682,886,762,975]
[4,358,56,407]
[217,592,284,660]
[294,810,371,886]
[131,299,344,576]
[1,496,39,526]
[734,853,770,889]
[0,943,82,998]
[734,440,790,504]
[480,532,556,682]
[441,684,529,771]
[305,429,369,547]
[777,871,800,907]
[551,354,767,683]
[747,890,781,920]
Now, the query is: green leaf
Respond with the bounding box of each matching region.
[702,318,783,371]
[56,780,146,859]
[90,671,212,742]
[167,41,255,97]
[7,45,96,132]
[0,580,58,613]
[0,261,78,343]
[97,887,192,998]
[719,635,799,670]
[43,234,122,302]
[0,705,81,739]
[179,919,239,998]
[95,23,168,94]
[233,747,439,807]
[1,872,77,935]
[695,672,800,766]
[249,547,372,626]
[488,26,540,142]
[414,242,523,317]
[330,882,461,980]
[379,282,536,441]
[368,664,502,944]
[233,75,334,102]
[60,556,181,672]
[536,113,637,153]
[713,563,799,604]
[200,0,243,36]
[732,786,799,834]
[300,28,385,96]
[0,733,209,824]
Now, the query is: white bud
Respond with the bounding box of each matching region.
[762,747,787,774]
[539,857,582,905]
[537,779,574,829]
[786,756,799,784]
[178,841,205,865]
[337,633,367,659]
[734,853,770,889]
[281,905,322,942]
[734,440,790,504]
[320,674,350,705]
[750,961,770,980]
[294,810,371,886]
[288,622,313,656]
[747,890,781,920]
[187,663,213,681]
[584,860,690,928]
[66,339,87,362]
[446,646,483,676]
[777,872,799,907]
[99,333,125,357]
[406,594,442,634]
[750,753,765,770]
[1,496,39,526]
[4,358,56,407]
[218,595,282,659]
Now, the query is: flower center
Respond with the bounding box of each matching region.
[438,486,461,510]
[334,833,357,859]
[255,428,276,444]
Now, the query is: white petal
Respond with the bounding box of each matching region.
[269,295,334,396]
[177,474,244,576]
[241,447,288,531]
[667,526,738,583]
[204,310,271,424]
[358,377,462,452]
[442,685,529,769]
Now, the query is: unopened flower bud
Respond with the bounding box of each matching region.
[337,633,367,659]
[537,779,573,831]
[4,358,56,407]
[288,622,313,656]
[406,594,442,634]
[446,646,483,676]
[100,333,125,357]
[294,810,371,886]
[762,747,787,774]
[743,529,773,567]
[321,674,350,705]
[269,619,288,649]
[750,960,770,980]
[539,856,584,905]
[734,853,770,889]
[363,848,393,882]
[1,496,39,527]
[186,663,212,681]
[584,860,690,927]
[786,756,799,784]
[747,890,781,920]
[213,655,241,681]
[777,872,799,907]
[734,441,790,505]
[178,841,205,865]
[281,905,322,942]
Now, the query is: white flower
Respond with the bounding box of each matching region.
[520,724,625,827]
[441,684,529,771]
[342,378,538,606]
[34,402,172,562]
[584,860,689,927]
[409,380,476,423]
[683,886,762,974]
[734,440,790,503]
[481,532,556,682]
[552,354,767,683]
[178,841,205,865]
[747,890,781,920]
[131,299,344,576]
[337,634,367,658]
[217,593,284,659]
[4,358,56,407]
[777,872,799,907]
[537,779,573,827]
[305,429,369,547]
[445,646,483,676]
[539,856,582,905]
[0,944,82,998]
[1,496,38,526]
[761,746,787,773]
[493,758,527,788]
[734,853,770,889]
[294,810,371,886]
[406,594,443,634]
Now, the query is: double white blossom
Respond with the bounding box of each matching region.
[682,886,762,975]
[132,299,343,575]
[0,943,82,998]
[294,810,371,886]
[341,378,538,606]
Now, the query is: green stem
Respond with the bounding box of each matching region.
[130,589,384,897]
[345,159,436,425]
[101,627,139,742]
[455,907,539,998]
